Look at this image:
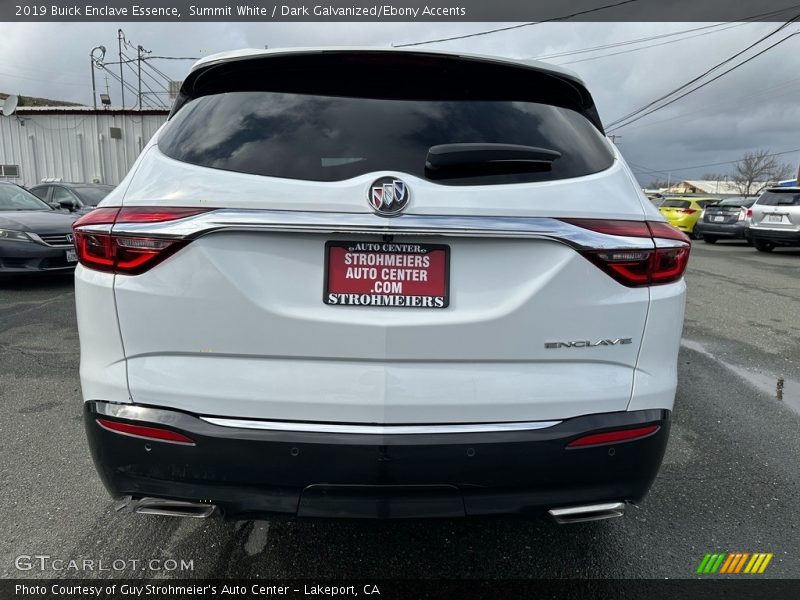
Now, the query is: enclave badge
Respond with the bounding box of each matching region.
[368,177,409,216]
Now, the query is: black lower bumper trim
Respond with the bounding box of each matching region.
[85,402,671,519]
[749,229,800,245]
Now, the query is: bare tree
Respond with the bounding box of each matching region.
[646,179,671,189]
[702,172,729,182]
[732,150,792,196]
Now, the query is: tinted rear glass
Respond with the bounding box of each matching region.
[757,191,800,206]
[158,92,614,186]
[661,199,691,208]
[718,197,751,207]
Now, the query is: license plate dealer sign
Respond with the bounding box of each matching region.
[324,241,449,308]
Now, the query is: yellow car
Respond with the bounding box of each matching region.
[658,196,718,238]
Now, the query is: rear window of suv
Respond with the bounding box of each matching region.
[660,199,691,208]
[757,190,800,206]
[158,91,614,186]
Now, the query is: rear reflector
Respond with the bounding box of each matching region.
[73,207,210,275]
[567,424,660,448]
[96,418,195,445]
[561,219,690,286]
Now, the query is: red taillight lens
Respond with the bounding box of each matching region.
[746,208,753,218]
[72,207,121,227]
[561,219,691,286]
[560,219,650,238]
[585,250,652,286]
[96,418,195,445]
[679,208,697,215]
[73,207,209,275]
[646,221,691,243]
[566,424,660,448]
[116,207,210,223]
[650,246,691,284]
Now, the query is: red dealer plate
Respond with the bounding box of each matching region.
[324,241,450,309]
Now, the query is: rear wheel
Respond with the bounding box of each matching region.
[690,228,703,240]
[754,240,775,253]
[702,236,718,244]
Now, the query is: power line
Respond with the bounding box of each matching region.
[530,4,800,61]
[392,0,639,47]
[608,29,800,131]
[605,18,800,130]
[617,75,800,131]
[557,22,751,65]
[629,147,800,176]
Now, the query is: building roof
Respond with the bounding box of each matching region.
[668,180,769,196]
[14,106,169,115]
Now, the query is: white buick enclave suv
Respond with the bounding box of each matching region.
[74,48,689,521]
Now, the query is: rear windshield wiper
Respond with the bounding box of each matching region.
[425,143,562,179]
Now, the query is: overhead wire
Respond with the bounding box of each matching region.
[605,17,800,130]
[392,0,640,47]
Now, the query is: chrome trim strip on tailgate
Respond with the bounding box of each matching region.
[92,402,562,435]
[199,417,563,435]
[91,210,655,251]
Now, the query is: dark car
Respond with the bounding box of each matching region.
[0,182,78,275]
[30,182,115,214]
[694,196,756,244]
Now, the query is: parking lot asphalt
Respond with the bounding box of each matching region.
[1,240,798,580]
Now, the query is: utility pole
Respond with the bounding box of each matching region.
[117,29,125,109]
[608,134,622,145]
[137,45,143,110]
[89,46,105,109]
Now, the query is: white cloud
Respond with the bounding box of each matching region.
[1,21,798,181]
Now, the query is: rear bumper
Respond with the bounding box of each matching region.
[0,241,76,274]
[694,221,748,238]
[85,401,670,519]
[748,228,800,245]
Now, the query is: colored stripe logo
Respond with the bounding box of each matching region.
[696,552,773,574]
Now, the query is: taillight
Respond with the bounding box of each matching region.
[746,208,753,219]
[566,424,660,448]
[73,207,209,275]
[738,208,746,221]
[96,418,195,445]
[561,219,691,287]
[680,208,697,215]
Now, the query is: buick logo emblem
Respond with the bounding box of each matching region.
[368,177,409,216]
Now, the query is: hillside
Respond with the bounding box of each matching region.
[0,92,84,108]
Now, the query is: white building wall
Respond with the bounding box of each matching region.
[0,110,168,188]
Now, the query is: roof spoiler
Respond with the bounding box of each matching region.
[172,50,605,133]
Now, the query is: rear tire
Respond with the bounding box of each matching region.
[690,229,703,240]
[702,236,718,244]
[754,240,775,253]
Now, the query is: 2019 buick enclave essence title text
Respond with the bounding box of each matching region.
[73,48,690,522]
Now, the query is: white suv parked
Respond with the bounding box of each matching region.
[747,186,800,252]
[74,49,689,522]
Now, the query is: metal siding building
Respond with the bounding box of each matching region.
[0,107,168,188]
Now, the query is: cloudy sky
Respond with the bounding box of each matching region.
[1,20,799,184]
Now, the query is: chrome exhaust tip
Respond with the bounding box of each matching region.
[134,497,216,518]
[548,501,626,524]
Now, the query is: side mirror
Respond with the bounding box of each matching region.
[58,199,78,211]
[47,202,60,210]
